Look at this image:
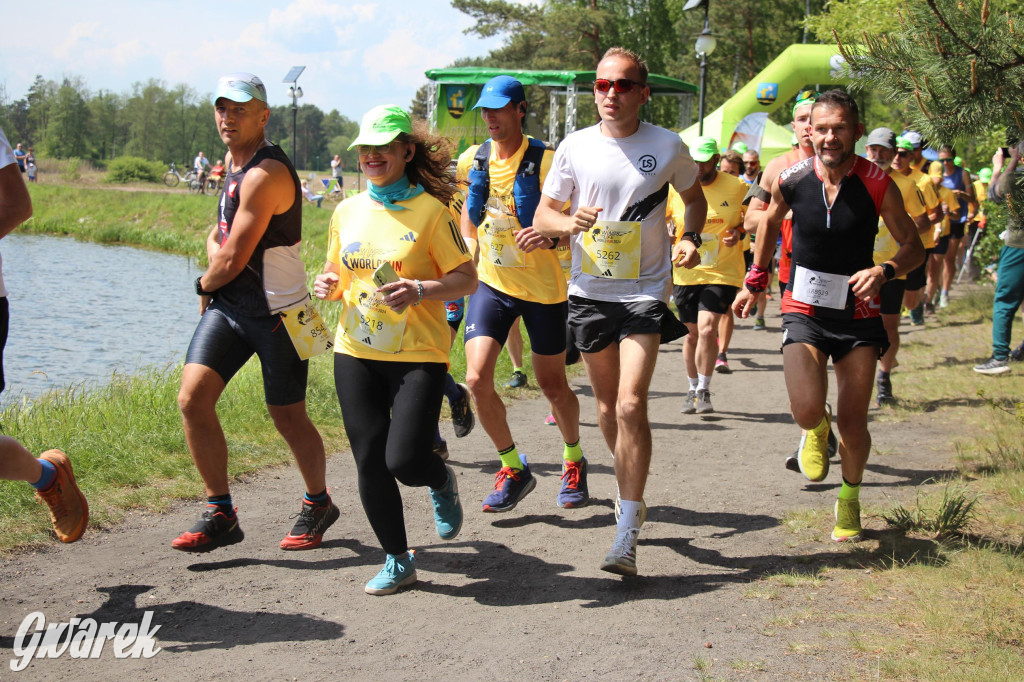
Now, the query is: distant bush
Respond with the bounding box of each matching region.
[61,157,83,182]
[106,156,163,184]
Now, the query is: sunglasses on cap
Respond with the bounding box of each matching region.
[795,89,820,102]
[594,78,645,94]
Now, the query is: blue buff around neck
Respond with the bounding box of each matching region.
[368,175,424,211]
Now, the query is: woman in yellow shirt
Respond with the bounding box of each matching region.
[314,105,477,595]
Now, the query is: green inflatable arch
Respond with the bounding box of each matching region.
[680,44,849,163]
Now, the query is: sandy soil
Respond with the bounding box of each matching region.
[0,300,965,681]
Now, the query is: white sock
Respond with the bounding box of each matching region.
[688,376,698,390]
[697,373,711,391]
[617,499,643,531]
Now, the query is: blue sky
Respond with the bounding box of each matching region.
[1,0,512,121]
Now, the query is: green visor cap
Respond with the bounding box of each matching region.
[349,105,413,149]
[978,167,992,182]
[691,136,720,163]
[895,136,914,151]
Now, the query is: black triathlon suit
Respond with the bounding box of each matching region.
[185,143,311,405]
[777,155,892,360]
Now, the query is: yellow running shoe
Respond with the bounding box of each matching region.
[797,404,832,482]
[832,498,863,542]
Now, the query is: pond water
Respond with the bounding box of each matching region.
[1,233,201,407]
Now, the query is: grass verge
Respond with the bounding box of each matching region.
[754,287,1024,679]
[2,184,561,551]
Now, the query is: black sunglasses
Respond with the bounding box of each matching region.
[896,151,909,157]
[594,78,645,94]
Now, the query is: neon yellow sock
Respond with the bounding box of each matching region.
[563,439,583,463]
[838,478,861,500]
[498,444,522,470]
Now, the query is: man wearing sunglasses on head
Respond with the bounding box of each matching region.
[534,47,708,576]
[456,75,586,513]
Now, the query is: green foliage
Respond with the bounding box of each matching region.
[105,156,164,184]
[838,0,1024,142]
[60,157,82,182]
[882,481,979,537]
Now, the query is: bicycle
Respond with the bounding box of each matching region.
[163,162,198,188]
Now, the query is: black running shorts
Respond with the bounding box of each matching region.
[568,295,686,354]
[781,312,890,361]
[185,300,308,406]
[672,284,739,324]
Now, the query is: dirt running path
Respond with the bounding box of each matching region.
[0,304,961,681]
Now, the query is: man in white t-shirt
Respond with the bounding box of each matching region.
[0,126,89,543]
[534,47,708,575]
[330,154,344,192]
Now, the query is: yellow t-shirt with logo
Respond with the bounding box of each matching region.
[456,137,566,304]
[327,192,472,364]
[909,169,941,248]
[666,172,747,287]
[934,184,960,238]
[874,170,929,277]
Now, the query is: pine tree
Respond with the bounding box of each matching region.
[836,0,1024,142]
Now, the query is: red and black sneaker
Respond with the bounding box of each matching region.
[280,498,340,550]
[171,506,244,552]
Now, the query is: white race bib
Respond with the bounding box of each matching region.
[791,265,850,310]
[279,296,334,360]
[479,210,525,268]
[581,221,641,279]
[342,278,409,353]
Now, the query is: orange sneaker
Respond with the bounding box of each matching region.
[35,449,89,543]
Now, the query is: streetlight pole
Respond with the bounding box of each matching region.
[685,0,716,137]
[282,66,305,165]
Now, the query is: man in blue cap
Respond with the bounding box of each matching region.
[456,75,587,513]
[173,72,336,553]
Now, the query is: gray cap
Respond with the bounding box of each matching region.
[213,72,267,104]
[903,131,923,149]
[866,127,896,149]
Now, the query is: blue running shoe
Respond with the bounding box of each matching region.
[557,457,589,508]
[429,465,463,539]
[482,465,536,512]
[365,550,417,596]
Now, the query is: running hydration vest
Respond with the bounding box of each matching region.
[465,138,547,228]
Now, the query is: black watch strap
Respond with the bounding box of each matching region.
[881,262,896,281]
[195,276,212,296]
[682,231,703,248]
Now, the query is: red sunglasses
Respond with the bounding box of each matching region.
[594,78,645,94]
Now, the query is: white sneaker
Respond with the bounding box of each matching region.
[600,527,640,576]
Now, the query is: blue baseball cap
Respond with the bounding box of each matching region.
[473,76,526,110]
[213,72,267,104]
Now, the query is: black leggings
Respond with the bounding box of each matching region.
[333,353,448,555]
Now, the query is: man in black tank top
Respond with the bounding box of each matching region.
[734,90,924,544]
[172,73,338,554]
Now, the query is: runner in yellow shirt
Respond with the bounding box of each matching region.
[926,160,960,315]
[667,136,747,414]
[456,76,586,512]
[893,136,943,325]
[865,128,932,405]
[315,104,477,595]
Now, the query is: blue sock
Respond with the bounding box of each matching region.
[444,373,462,405]
[208,494,234,515]
[29,459,57,491]
[304,489,329,504]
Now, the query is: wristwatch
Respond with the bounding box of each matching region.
[880,262,896,282]
[195,276,213,296]
[680,231,703,248]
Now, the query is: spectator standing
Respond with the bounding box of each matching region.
[974,142,1024,374]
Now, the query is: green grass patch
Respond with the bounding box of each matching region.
[2,184,566,550]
